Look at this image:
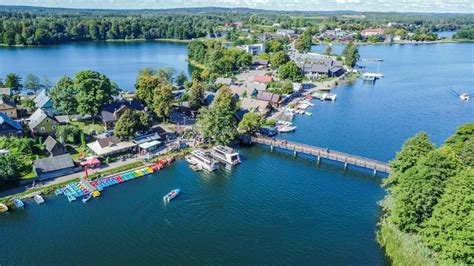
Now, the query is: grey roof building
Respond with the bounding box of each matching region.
[33,154,76,181]
[44,136,68,157]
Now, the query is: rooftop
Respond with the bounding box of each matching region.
[33,154,75,174]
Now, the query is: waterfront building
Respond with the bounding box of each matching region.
[257,91,281,106]
[87,136,137,157]
[33,154,76,181]
[361,28,385,37]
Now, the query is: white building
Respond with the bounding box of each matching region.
[237,43,266,56]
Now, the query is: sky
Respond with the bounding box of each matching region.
[0,0,473,13]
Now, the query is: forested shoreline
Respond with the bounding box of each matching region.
[378,123,473,265]
[1,5,473,46]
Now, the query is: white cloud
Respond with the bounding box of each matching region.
[0,0,472,13]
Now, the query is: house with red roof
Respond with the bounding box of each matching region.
[253,75,273,84]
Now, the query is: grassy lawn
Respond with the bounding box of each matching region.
[71,121,105,135]
[20,171,37,180]
[67,145,91,161]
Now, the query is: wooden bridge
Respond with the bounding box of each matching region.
[251,136,391,175]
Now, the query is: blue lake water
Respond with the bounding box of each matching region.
[0,41,192,90]
[1,42,473,265]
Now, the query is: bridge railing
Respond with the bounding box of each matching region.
[251,136,390,173]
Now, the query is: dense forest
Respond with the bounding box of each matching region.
[0,5,473,46]
[378,123,473,265]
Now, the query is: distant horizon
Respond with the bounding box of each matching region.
[0,0,473,14]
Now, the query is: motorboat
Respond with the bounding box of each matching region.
[460,93,470,101]
[0,203,8,212]
[163,189,180,203]
[210,145,241,165]
[277,125,297,133]
[33,195,44,204]
[13,198,24,208]
[325,93,337,101]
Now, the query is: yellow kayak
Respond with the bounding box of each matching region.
[92,191,101,197]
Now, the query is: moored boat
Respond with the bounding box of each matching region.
[0,203,8,212]
[186,150,219,171]
[82,193,93,203]
[33,195,44,205]
[277,125,297,133]
[210,145,241,165]
[163,189,180,203]
[13,198,24,208]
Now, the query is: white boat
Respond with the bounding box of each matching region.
[460,93,470,101]
[187,150,219,171]
[277,125,297,133]
[210,145,241,165]
[163,189,180,203]
[33,195,44,205]
[185,154,197,164]
[325,93,337,101]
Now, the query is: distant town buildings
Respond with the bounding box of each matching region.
[361,28,385,37]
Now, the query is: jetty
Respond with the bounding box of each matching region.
[251,136,390,175]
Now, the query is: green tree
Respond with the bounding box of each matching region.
[153,82,173,120]
[135,73,164,107]
[50,76,78,115]
[176,71,187,87]
[324,45,332,55]
[5,73,22,91]
[55,124,81,144]
[266,40,284,53]
[342,41,360,68]
[238,112,264,135]
[279,61,303,82]
[384,132,435,187]
[188,81,205,110]
[390,148,462,233]
[0,153,23,183]
[75,70,118,120]
[421,169,474,264]
[115,110,152,140]
[270,51,290,69]
[197,86,237,144]
[24,74,41,93]
[156,67,176,83]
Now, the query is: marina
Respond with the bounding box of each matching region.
[59,158,174,202]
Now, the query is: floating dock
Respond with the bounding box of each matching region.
[59,158,174,202]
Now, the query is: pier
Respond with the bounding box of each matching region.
[251,136,391,175]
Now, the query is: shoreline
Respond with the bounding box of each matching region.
[2,38,473,48]
[0,38,194,48]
